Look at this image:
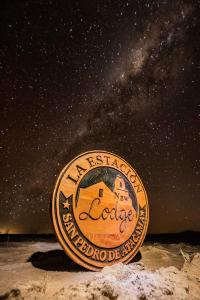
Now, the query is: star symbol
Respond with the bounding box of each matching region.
[63,200,70,210]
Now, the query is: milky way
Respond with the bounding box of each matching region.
[1,1,199,233]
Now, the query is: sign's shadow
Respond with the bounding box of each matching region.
[27,249,142,272]
[27,249,87,272]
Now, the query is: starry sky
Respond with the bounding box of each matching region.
[1,0,199,234]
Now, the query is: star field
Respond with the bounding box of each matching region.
[0,0,200,233]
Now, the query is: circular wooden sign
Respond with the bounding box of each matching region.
[52,150,149,271]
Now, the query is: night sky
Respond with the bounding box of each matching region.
[1,0,199,234]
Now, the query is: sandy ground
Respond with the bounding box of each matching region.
[0,240,199,299]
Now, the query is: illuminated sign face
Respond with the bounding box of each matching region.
[52,150,149,271]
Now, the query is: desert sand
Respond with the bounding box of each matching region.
[0,240,199,299]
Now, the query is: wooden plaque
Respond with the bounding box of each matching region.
[52,150,149,271]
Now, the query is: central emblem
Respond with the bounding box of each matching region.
[52,150,149,271]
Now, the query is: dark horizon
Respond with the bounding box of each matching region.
[1,231,200,245]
